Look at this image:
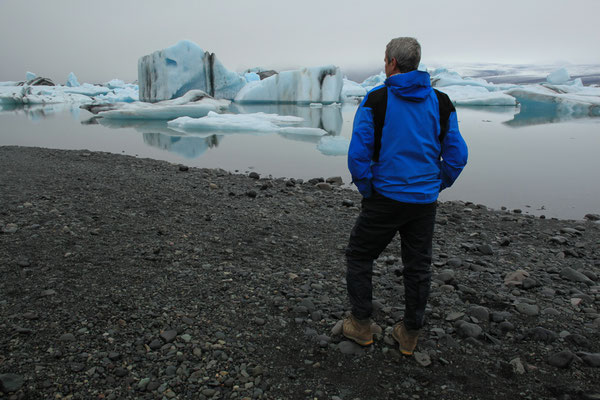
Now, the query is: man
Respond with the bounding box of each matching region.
[343,37,468,355]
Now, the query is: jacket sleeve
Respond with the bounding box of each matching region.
[440,111,468,191]
[347,98,375,198]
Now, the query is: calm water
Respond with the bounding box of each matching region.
[1,102,599,220]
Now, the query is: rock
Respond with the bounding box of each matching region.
[560,267,593,285]
[114,367,128,377]
[342,199,354,207]
[254,317,266,326]
[550,236,568,244]
[522,278,540,289]
[149,339,162,350]
[0,374,24,393]
[477,244,494,255]
[515,303,539,316]
[40,289,56,297]
[326,176,343,185]
[414,352,432,366]
[249,172,260,179]
[2,223,18,234]
[547,350,575,368]
[584,213,600,221]
[455,321,482,338]
[160,330,177,343]
[528,327,557,343]
[510,358,526,374]
[504,270,530,286]
[178,165,189,172]
[338,341,365,355]
[446,258,462,267]
[578,352,600,367]
[246,190,257,198]
[59,333,76,342]
[467,306,490,323]
[331,320,343,336]
[434,269,455,284]
[315,182,332,191]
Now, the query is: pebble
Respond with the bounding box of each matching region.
[467,306,490,323]
[114,367,128,377]
[414,352,431,367]
[455,321,482,338]
[59,333,75,342]
[478,244,494,255]
[560,267,593,285]
[515,303,539,316]
[509,358,526,374]
[160,330,177,343]
[248,172,260,179]
[338,341,365,355]
[578,352,600,367]
[315,182,332,191]
[504,270,529,286]
[40,289,56,297]
[2,224,18,234]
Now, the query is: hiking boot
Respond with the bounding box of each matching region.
[392,321,420,355]
[342,314,373,346]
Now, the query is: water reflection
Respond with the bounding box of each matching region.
[230,103,343,135]
[142,132,221,159]
[0,103,81,121]
[504,102,599,127]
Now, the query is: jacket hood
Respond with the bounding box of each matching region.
[385,70,432,102]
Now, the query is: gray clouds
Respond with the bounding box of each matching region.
[1,0,598,83]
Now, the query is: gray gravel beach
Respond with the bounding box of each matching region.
[1,146,599,399]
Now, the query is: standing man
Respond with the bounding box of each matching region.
[343,37,468,355]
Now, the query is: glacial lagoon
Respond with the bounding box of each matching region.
[1,102,599,220]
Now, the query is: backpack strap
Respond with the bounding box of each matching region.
[433,88,455,145]
[363,86,388,163]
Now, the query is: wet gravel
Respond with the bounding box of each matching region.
[1,146,600,399]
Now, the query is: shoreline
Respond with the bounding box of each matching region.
[1,146,599,399]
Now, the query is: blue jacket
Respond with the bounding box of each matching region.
[348,70,468,203]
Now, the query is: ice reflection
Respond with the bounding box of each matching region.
[142,132,221,159]
[0,103,81,121]
[504,102,600,127]
[230,103,343,135]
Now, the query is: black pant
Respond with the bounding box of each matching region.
[345,191,436,330]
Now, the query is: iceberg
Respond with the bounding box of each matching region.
[105,79,126,89]
[436,86,517,106]
[505,86,600,118]
[138,40,246,102]
[66,72,80,87]
[234,65,343,104]
[244,72,260,83]
[431,68,518,91]
[361,72,386,91]
[95,85,139,103]
[26,71,37,81]
[0,84,95,105]
[316,135,350,156]
[341,78,367,101]
[168,111,327,136]
[546,68,571,85]
[93,90,229,120]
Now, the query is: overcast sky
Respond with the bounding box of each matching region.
[1,0,599,83]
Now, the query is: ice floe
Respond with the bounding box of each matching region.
[234,65,343,104]
[341,78,367,102]
[168,111,326,136]
[436,86,517,106]
[93,90,229,120]
[138,40,245,102]
[317,135,350,156]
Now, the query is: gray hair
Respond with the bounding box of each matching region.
[385,37,421,73]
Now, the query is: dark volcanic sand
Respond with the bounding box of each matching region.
[1,146,599,399]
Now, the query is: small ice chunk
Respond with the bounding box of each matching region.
[317,136,350,156]
[546,68,570,85]
[106,79,126,89]
[66,72,80,87]
[26,71,37,81]
[168,111,304,133]
[361,72,386,91]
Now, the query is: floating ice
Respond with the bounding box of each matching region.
[168,111,327,136]
[361,72,386,91]
[234,65,343,104]
[437,86,517,106]
[317,135,350,156]
[66,72,80,87]
[26,71,37,81]
[63,83,110,96]
[431,68,517,91]
[506,86,600,118]
[95,85,139,103]
[95,90,229,120]
[546,68,570,85]
[231,103,342,135]
[341,78,367,101]
[138,40,246,102]
[0,84,95,105]
[106,79,126,89]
